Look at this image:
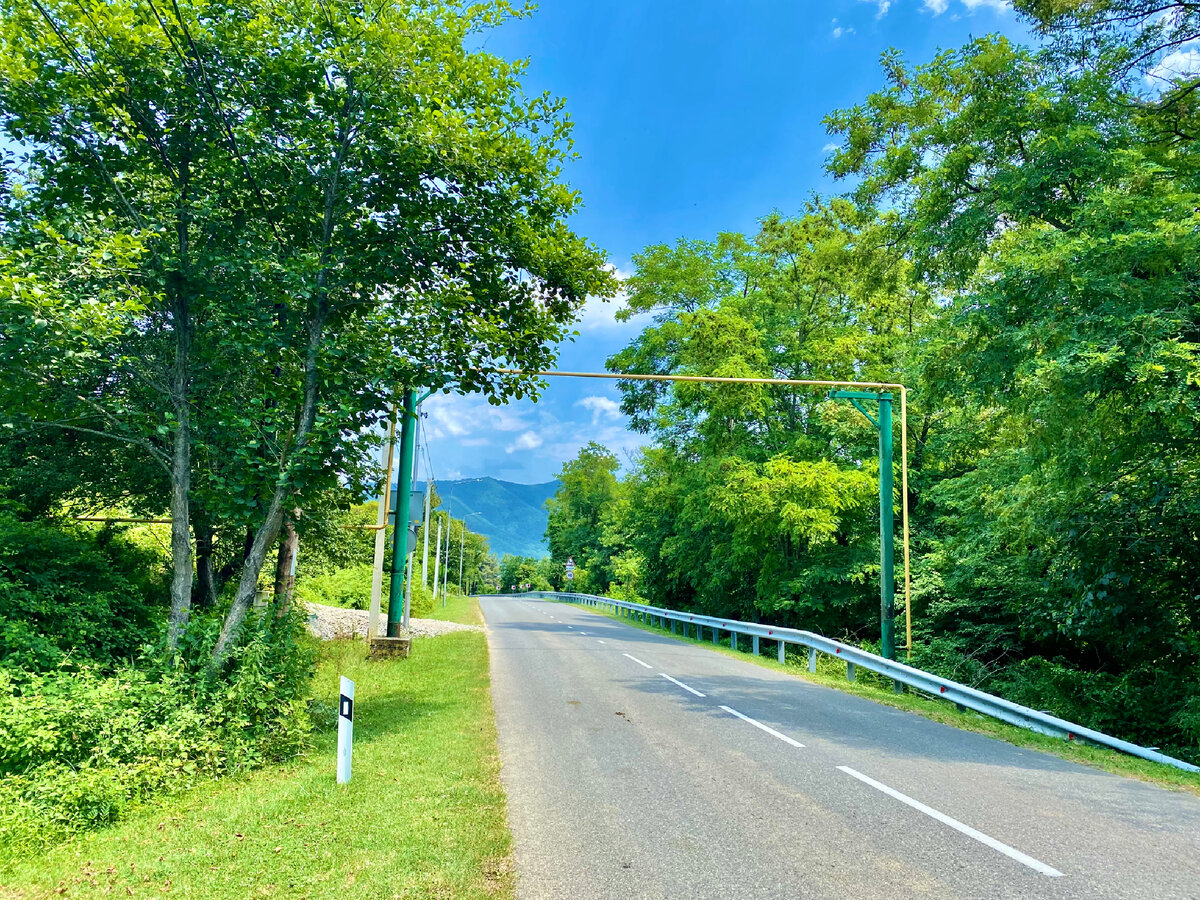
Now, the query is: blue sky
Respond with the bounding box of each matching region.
[418,0,1032,487]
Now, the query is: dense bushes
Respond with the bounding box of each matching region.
[0,608,315,850]
[0,512,169,672]
[296,563,379,610]
[295,562,435,618]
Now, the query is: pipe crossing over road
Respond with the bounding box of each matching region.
[482,595,1200,900]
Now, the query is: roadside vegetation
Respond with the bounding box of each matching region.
[0,626,512,900]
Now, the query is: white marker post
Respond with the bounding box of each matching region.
[337,676,354,784]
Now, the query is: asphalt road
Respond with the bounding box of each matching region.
[481,594,1200,900]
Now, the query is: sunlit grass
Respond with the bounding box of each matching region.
[0,624,512,900]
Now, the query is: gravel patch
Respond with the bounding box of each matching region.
[304,602,483,641]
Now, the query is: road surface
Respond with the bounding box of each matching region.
[481,594,1200,900]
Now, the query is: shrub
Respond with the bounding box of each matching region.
[0,512,168,672]
[295,564,377,610]
[408,578,434,618]
[0,607,315,850]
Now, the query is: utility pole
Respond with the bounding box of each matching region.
[421,479,431,587]
[432,519,442,604]
[400,422,421,631]
[385,389,418,638]
[828,390,895,659]
[367,408,397,639]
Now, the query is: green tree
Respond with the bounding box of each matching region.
[606,201,930,636]
[544,443,621,593]
[0,0,613,660]
[825,33,1200,756]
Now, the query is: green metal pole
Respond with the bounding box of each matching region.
[387,389,418,637]
[878,392,895,660]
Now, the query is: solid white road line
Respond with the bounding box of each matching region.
[623,652,654,669]
[719,705,804,748]
[660,673,705,697]
[836,766,1064,878]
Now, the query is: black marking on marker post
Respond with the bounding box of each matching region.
[340,694,353,721]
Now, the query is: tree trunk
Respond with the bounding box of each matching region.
[166,147,193,655]
[210,319,325,665]
[273,510,300,615]
[195,520,217,608]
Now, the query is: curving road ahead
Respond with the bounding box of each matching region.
[481,595,1200,900]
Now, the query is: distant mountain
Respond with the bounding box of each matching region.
[437,477,560,560]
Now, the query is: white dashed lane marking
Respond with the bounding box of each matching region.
[836,766,1064,877]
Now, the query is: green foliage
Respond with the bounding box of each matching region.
[0,512,168,672]
[589,200,930,631]
[0,609,314,850]
[498,555,548,592]
[295,564,379,611]
[544,443,621,593]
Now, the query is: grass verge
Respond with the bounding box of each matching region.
[566,600,1200,795]
[0,623,512,900]
[430,591,483,626]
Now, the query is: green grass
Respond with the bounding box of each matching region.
[430,590,483,626]
[572,600,1200,795]
[0,621,512,900]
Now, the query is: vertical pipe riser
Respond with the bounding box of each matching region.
[878,395,895,660]
[386,390,418,636]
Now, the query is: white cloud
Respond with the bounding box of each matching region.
[505,431,544,453]
[831,18,855,38]
[541,424,648,475]
[861,0,891,18]
[924,0,1010,14]
[461,437,491,447]
[1147,45,1200,84]
[574,266,644,335]
[822,142,840,153]
[423,393,530,442]
[576,395,622,424]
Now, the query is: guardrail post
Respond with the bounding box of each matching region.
[731,631,738,651]
[808,648,817,673]
[893,679,905,694]
[752,635,759,655]
[846,661,856,682]
[712,628,719,646]
[670,619,676,634]
[778,640,786,663]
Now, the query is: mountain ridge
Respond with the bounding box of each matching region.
[437,476,559,560]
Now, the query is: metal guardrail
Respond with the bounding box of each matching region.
[506,590,1200,774]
